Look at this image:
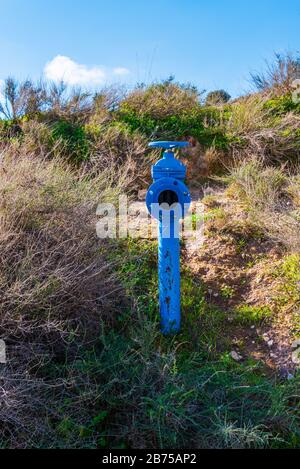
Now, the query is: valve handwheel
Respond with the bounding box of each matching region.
[149,141,190,150]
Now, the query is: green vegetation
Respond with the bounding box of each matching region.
[45,238,299,448]
[272,255,300,336]
[234,305,272,326]
[205,89,231,106]
[50,120,90,162]
[264,94,300,116]
[274,254,300,304]
[220,285,235,299]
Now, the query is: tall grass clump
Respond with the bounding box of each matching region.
[226,158,300,251]
[0,149,124,447]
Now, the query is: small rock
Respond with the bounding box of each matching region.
[230,351,243,362]
[291,339,300,350]
[213,293,219,298]
[292,349,300,365]
[250,325,255,330]
[270,353,277,359]
[267,340,274,347]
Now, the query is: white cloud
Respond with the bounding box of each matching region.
[44,55,130,86]
[44,55,106,86]
[113,67,130,76]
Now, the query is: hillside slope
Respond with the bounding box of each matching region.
[0,62,299,448]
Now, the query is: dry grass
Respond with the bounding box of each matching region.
[251,52,300,94]
[85,123,155,192]
[226,158,300,252]
[238,113,300,163]
[227,94,272,135]
[120,80,200,118]
[287,174,300,207]
[0,149,124,447]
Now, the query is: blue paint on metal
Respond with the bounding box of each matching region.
[158,211,180,334]
[146,177,190,220]
[146,141,191,335]
[149,141,190,150]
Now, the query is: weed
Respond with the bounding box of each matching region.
[220,285,235,299]
[234,305,272,326]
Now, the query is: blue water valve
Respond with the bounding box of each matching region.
[146,141,191,335]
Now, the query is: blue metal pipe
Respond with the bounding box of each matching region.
[158,213,180,334]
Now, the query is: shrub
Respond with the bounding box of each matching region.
[120,78,201,118]
[85,121,152,192]
[251,52,300,94]
[0,77,47,120]
[264,94,300,116]
[118,106,230,149]
[49,120,89,162]
[226,95,271,135]
[205,89,231,106]
[0,118,22,142]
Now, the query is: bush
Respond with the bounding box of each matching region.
[118,107,230,149]
[120,78,201,118]
[226,158,287,208]
[251,52,300,94]
[205,89,231,106]
[85,121,152,192]
[49,120,89,162]
[0,119,22,142]
[264,94,300,116]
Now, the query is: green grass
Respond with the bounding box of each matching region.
[48,324,300,449]
[233,305,272,326]
[273,255,300,304]
[272,254,300,336]
[42,237,300,449]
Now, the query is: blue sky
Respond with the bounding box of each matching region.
[0,0,299,97]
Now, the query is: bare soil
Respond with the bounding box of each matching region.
[185,188,298,376]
